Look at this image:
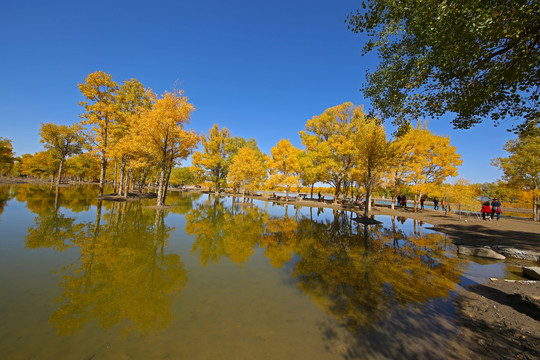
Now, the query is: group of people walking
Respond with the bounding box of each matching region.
[396,195,444,211]
[481,198,502,221]
[394,195,503,220]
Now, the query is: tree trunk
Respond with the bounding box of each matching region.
[162,162,173,204]
[533,193,538,222]
[123,168,131,199]
[214,169,220,195]
[156,163,166,206]
[118,156,126,196]
[56,159,64,187]
[139,170,146,193]
[99,154,107,197]
[310,184,314,199]
[333,181,341,204]
[113,158,118,194]
[364,177,372,217]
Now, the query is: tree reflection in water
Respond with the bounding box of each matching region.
[22,186,188,336]
[19,185,465,338]
[0,185,13,219]
[293,212,464,333]
[186,203,465,333]
[185,195,266,267]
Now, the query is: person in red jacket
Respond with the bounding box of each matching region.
[481,201,491,220]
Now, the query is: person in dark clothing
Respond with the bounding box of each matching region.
[397,195,402,207]
[420,197,425,210]
[491,198,502,220]
[433,198,439,210]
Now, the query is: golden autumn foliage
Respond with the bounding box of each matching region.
[0,137,16,175]
[78,71,119,196]
[266,139,301,199]
[39,123,85,186]
[20,150,59,181]
[227,146,267,200]
[447,178,481,216]
[493,134,540,221]
[300,103,365,203]
[110,78,151,196]
[191,124,232,194]
[352,118,390,215]
[130,90,198,206]
[393,124,462,211]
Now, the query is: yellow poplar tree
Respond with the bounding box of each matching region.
[266,139,301,200]
[448,178,480,218]
[298,151,323,199]
[65,153,100,182]
[112,78,151,196]
[191,124,232,194]
[130,90,198,206]
[352,118,390,216]
[78,71,119,196]
[24,151,59,183]
[227,146,267,202]
[396,124,462,212]
[39,123,85,186]
[492,134,540,221]
[0,137,16,176]
[300,103,364,203]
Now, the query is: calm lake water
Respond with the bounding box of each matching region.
[0,184,525,359]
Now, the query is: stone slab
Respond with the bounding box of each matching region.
[494,246,540,262]
[522,267,540,280]
[457,245,506,260]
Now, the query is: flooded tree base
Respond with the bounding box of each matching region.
[98,192,157,201]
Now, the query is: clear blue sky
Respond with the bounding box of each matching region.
[0,0,517,184]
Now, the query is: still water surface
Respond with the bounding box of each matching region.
[0,184,523,359]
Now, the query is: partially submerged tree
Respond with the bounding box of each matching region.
[39,123,85,186]
[112,78,151,196]
[353,118,390,216]
[300,103,363,203]
[191,124,232,194]
[347,1,540,131]
[78,71,119,196]
[266,139,301,201]
[298,151,323,199]
[130,90,198,206]
[227,146,267,202]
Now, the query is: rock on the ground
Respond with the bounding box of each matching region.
[522,267,540,280]
[494,246,540,262]
[457,245,506,260]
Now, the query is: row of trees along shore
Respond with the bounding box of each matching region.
[0,71,539,220]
